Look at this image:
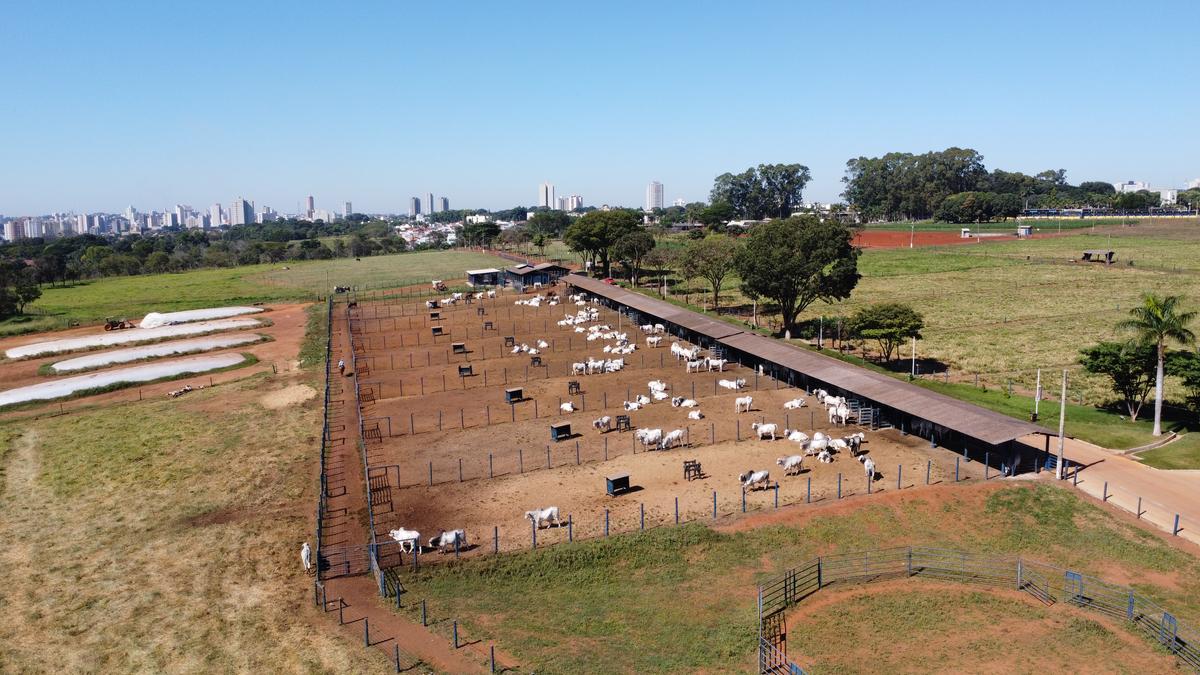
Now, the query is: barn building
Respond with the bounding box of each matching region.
[505,263,571,291]
[465,268,502,287]
[565,273,1051,474]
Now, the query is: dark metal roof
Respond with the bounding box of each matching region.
[565,273,1047,446]
[565,274,743,339]
[718,332,1045,445]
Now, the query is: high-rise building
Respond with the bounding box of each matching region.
[426,192,436,214]
[438,197,449,212]
[76,214,88,233]
[566,195,583,211]
[539,182,556,208]
[231,197,254,225]
[343,201,352,218]
[305,195,315,218]
[673,198,686,207]
[4,220,26,241]
[409,197,421,217]
[557,196,567,210]
[646,181,664,211]
[210,203,223,227]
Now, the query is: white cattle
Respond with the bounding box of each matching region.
[560,402,576,413]
[636,428,663,450]
[537,340,549,349]
[525,506,562,529]
[739,469,771,490]
[660,429,685,449]
[751,422,778,440]
[784,429,809,444]
[388,528,422,554]
[862,457,876,480]
[654,323,666,333]
[486,289,496,298]
[817,449,834,463]
[623,401,643,411]
[648,380,668,392]
[652,390,670,401]
[706,358,728,372]
[844,432,865,455]
[828,438,850,452]
[639,323,655,333]
[734,395,754,413]
[687,410,705,420]
[686,359,705,373]
[783,398,806,410]
[428,529,467,553]
[635,394,651,405]
[808,432,830,455]
[776,455,804,475]
[675,398,698,408]
[572,362,587,375]
[646,336,663,348]
[718,378,747,390]
[592,416,612,432]
[300,542,312,571]
[813,389,829,404]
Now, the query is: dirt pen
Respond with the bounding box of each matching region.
[340,287,1003,568]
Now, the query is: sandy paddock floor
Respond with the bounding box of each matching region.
[346,292,976,560]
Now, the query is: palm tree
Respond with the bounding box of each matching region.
[1117,294,1197,436]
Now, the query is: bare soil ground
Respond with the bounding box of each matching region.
[345,293,991,560]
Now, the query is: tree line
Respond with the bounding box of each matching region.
[841,147,1173,222]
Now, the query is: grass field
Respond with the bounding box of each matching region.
[396,482,1200,673]
[1,249,512,336]
[0,372,391,672]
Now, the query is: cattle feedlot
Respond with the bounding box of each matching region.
[347,290,967,559]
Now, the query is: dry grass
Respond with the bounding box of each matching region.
[0,373,388,673]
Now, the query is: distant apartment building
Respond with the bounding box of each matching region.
[409,197,421,217]
[231,197,254,225]
[539,182,556,208]
[4,220,25,241]
[343,201,352,217]
[645,181,664,211]
[438,197,449,212]
[566,194,583,211]
[305,195,315,218]
[210,203,224,227]
[427,192,436,214]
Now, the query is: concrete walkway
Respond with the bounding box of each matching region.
[1027,434,1200,546]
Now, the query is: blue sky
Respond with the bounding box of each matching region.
[2,1,1198,215]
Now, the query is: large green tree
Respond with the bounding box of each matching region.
[527,210,572,238]
[613,229,655,285]
[563,210,641,277]
[678,234,741,309]
[734,216,860,335]
[1078,341,1159,421]
[710,163,811,220]
[848,303,924,362]
[1116,294,1197,435]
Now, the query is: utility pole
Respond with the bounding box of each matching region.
[1055,369,1068,480]
[910,336,917,377]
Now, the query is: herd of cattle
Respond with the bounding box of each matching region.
[382,291,874,556]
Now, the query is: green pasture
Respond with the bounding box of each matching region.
[399,483,1200,673]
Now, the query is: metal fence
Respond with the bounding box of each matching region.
[757,546,1200,673]
[314,297,334,578]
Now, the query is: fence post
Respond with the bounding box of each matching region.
[519,448,523,473]
[984,452,989,480]
[1137,496,1142,519]
[897,464,902,490]
[459,458,463,482]
[713,490,717,519]
[491,645,496,673]
[837,473,842,499]
[421,599,427,626]
[395,644,401,672]
[955,457,960,482]
[546,445,551,469]
[1102,481,1108,502]
[364,617,370,646]
[531,519,537,549]
[489,453,493,479]
[576,440,580,465]
[1174,514,1181,536]
[774,484,779,509]
[926,460,931,485]
[1016,557,1023,590]
[817,557,823,589]
[1073,464,1078,486]
[742,487,747,513]
[807,477,811,504]
[640,503,645,530]
[675,496,679,524]
[429,461,433,486]
[568,514,573,542]
[453,620,459,648]
[1127,590,1135,621]
[605,508,610,536]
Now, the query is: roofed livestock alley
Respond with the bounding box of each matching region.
[565,274,1052,474]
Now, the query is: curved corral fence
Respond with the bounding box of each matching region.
[757,546,1200,673]
[564,274,1054,476]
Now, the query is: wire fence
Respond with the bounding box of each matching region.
[314,297,333,577]
[757,546,1200,673]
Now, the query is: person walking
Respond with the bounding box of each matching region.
[337,359,345,375]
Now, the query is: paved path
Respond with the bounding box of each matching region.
[1027,434,1200,546]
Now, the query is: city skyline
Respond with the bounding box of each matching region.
[2,2,1199,214]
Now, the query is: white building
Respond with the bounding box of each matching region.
[231,197,253,225]
[343,201,352,217]
[1159,189,1178,205]
[1114,180,1149,193]
[1188,178,1200,190]
[645,181,664,211]
[210,203,224,227]
[539,182,556,208]
[305,195,315,218]
[427,192,436,214]
[409,197,421,217]
[566,194,583,211]
[673,198,686,207]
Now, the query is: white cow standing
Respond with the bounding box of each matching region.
[300,542,312,572]
[526,506,562,529]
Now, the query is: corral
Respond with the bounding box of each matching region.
[334,284,1036,570]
